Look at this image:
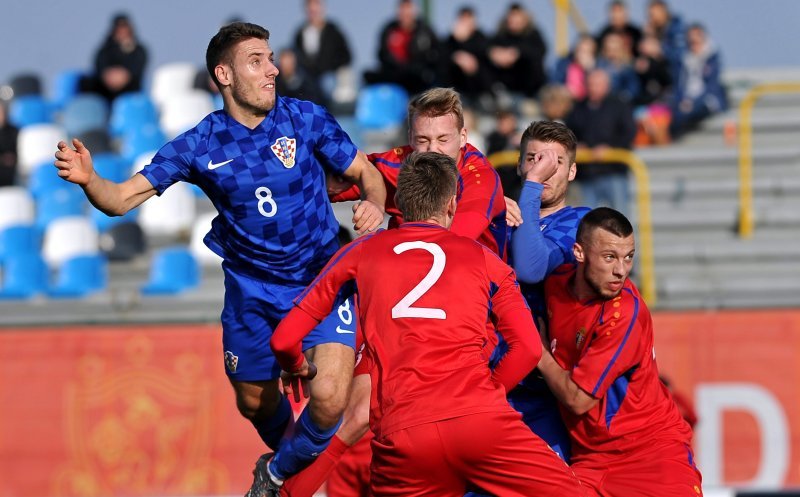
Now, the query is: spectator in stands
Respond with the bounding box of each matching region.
[566,68,636,216]
[0,102,18,186]
[596,0,642,59]
[364,0,440,95]
[292,0,353,106]
[85,13,148,103]
[442,6,493,110]
[275,48,324,104]
[552,34,597,101]
[488,3,548,101]
[644,0,686,79]
[539,84,574,123]
[486,109,521,156]
[597,32,641,103]
[633,33,673,145]
[669,23,728,139]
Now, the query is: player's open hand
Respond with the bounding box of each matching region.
[352,199,384,236]
[505,196,523,227]
[280,358,318,403]
[54,138,95,186]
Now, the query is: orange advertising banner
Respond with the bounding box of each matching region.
[0,310,798,495]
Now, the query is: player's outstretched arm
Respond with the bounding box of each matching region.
[55,138,157,216]
[341,151,386,235]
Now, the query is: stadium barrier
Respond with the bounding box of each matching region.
[487,148,656,305]
[736,81,800,238]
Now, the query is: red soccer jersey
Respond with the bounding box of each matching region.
[273,223,540,439]
[544,265,693,463]
[332,144,508,259]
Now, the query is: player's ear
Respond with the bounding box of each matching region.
[215,64,232,88]
[573,242,585,262]
[447,195,457,217]
[568,161,577,181]
[459,126,467,149]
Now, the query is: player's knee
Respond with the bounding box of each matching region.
[308,375,350,428]
[234,385,281,421]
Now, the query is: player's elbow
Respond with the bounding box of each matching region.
[564,395,598,416]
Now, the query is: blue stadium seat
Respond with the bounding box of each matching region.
[141,246,199,295]
[62,93,109,138]
[51,69,85,110]
[110,92,159,137]
[28,161,79,199]
[120,124,166,162]
[0,253,48,299]
[355,83,408,130]
[48,254,107,298]
[92,153,131,183]
[9,95,52,128]
[35,187,86,229]
[0,224,41,264]
[90,206,138,233]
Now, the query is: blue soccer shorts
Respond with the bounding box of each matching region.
[220,264,356,381]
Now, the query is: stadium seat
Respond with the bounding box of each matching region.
[130,150,156,175]
[109,92,159,137]
[28,161,78,199]
[159,90,215,139]
[141,246,199,295]
[150,62,198,109]
[42,215,98,268]
[92,153,130,183]
[51,69,85,110]
[61,93,109,138]
[17,123,68,175]
[120,124,166,162]
[0,253,48,299]
[189,212,223,266]
[8,73,42,98]
[48,254,107,298]
[98,221,146,261]
[76,128,113,154]
[355,83,408,131]
[9,95,53,128]
[35,187,86,229]
[0,186,35,231]
[0,224,41,264]
[138,181,196,238]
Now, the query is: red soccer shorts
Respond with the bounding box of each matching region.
[369,409,586,497]
[571,439,703,497]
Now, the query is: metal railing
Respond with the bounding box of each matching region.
[488,149,656,306]
[737,82,800,238]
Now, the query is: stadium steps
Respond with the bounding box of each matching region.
[642,88,800,310]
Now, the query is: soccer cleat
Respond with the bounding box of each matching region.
[244,453,283,497]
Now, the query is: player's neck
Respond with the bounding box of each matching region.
[570,269,597,302]
[540,201,567,219]
[225,104,268,130]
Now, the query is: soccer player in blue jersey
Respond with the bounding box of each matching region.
[54,22,386,496]
[484,121,590,473]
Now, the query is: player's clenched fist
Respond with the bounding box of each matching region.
[54,138,95,186]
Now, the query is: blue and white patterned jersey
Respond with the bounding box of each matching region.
[139,96,358,284]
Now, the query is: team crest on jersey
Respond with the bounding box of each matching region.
[271,136,296,168]
[224,351,239,373]
[575,327,588,348]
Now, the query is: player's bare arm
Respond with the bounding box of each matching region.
[55,138,157,215]
[340,151,386,234]
[537,348,599,415]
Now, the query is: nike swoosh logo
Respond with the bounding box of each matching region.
[336,326,355,334]
[208,159,234,170]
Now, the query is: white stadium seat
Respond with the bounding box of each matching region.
[189,212,223,266]
[159,90,215,139]
[138,182,196,237]
[0,187,35,231]
[17,123,67,175]
[42,216,98,267]
[150,62,199,109]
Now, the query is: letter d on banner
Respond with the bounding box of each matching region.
[696,383,789,488]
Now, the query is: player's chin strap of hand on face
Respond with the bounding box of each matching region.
[281,358,318,403]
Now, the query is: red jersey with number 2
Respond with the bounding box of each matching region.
[293,223,538,439]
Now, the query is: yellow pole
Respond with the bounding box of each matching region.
[553,0,570,57]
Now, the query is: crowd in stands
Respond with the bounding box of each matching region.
[0,0,729,299]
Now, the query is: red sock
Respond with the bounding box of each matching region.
[281,435,350,497]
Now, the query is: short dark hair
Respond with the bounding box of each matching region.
[206,22,270,89]
[408,87,465,130]
[576,207,634,246]
[519,120,578,164]
[396,152,458,222]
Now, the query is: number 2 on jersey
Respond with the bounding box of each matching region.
[391,241,447,320]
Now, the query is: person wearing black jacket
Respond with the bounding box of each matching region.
[88,13,148,103]
[441,6,492,108]
[487,3,548,99]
